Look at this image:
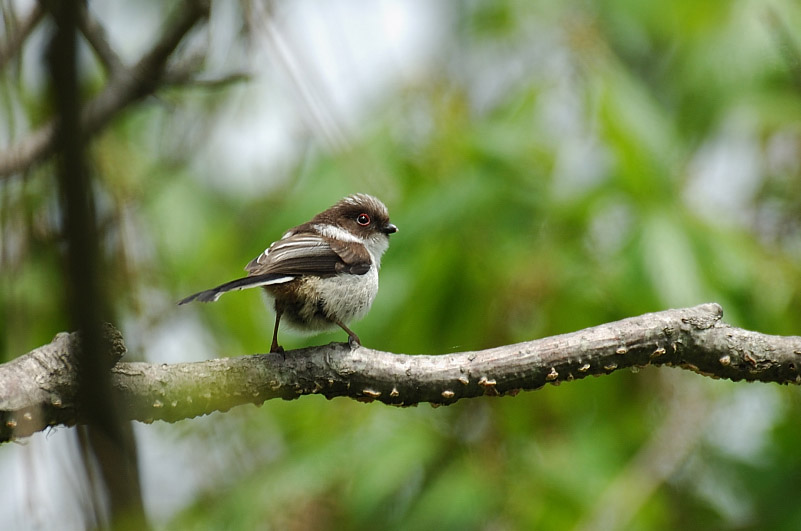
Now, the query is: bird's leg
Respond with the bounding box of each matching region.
[270,308,284,355]
[334,319,361,349]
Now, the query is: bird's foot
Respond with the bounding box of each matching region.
[270,344,285,358]
[347,334,361,349]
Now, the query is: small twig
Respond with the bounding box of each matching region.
[0,3,45,72]
[76,2,125,76]
[0,0,210,179]
[165,70,252,89]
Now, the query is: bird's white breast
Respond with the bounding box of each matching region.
[314,266,379,324]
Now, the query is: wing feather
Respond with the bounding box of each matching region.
[180,229,373,305]
[244,232,371,277]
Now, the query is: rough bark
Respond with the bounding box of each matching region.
[1,303,799,442]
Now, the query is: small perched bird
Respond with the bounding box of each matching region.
[179,194,397,353]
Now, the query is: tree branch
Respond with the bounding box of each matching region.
[1,303,799,442]
[0,324,127,441]
[76,2,125,76]
[0,3,45,72]
[0,0,210,179]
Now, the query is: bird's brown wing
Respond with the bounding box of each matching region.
[245,232,372,277]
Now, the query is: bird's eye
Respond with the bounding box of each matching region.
[356,213,371,226]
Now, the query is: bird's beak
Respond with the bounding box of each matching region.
[383,223,398,235]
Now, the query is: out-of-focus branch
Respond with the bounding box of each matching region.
[165,69,252,88]
[0,0,210,179]
[1,303,800,441]
[48,1,146,524]
[76,2,124,76]
[0,3,45,71]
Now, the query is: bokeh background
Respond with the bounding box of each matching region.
[2,1,801,529]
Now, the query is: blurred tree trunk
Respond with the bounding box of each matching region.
[47,2,146,528]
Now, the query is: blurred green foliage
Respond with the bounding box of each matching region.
[2,0,801,529]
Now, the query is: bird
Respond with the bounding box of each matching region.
[179,193,397,353]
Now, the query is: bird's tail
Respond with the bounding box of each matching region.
[178,273,294,304]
